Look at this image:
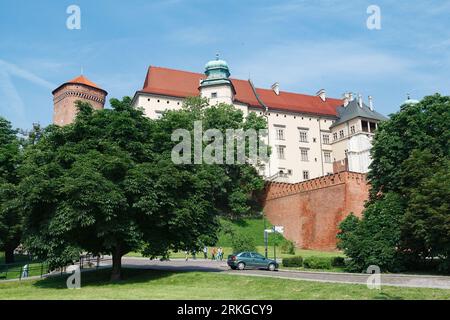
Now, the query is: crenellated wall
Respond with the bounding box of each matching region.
[263,171,369,251]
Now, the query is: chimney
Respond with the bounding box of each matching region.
[316,89,326,102]
[271,82,280,95]
[349,92,354,101]
[358,94,363,108]
[342,93,350,107]
[368,95,374,111]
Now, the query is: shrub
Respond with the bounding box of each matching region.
[282,256,303,267]
[331,256,345,267]
[303,256,332,270]
[280,239,296,255]
[231,232,256,253]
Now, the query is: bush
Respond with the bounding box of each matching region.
[231,232,256,253]
[282,256,303,267]
[280,240,296,255]
[331,256,345,267]
[303,256,332,270]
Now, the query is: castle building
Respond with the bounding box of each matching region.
[52,57,386,183]
[52,75,107,126]
[131,56,388,183]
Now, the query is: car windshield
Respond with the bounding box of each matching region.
[240,252,251,258]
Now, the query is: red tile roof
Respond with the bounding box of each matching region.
[139,66,343,116]
[68,75,102,89]
[52,75,107,94]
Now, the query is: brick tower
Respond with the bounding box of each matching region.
[52,75,108,126]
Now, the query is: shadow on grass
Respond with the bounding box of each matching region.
[32,268,199,290]
[373,291,404,300]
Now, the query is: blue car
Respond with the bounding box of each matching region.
[227,252,278,271]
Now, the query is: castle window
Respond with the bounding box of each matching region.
[155,111,164,119]
[276,145,286,160]
[333,133,338,141]
[275,127,285,141]
[211,92,217,98]
[303,170,310,180]
[361,120,369,132]
[351,126,356,134]
[167,101,170,104]
[323,134,330,144]
[300,148,309,162]
[147,98,150,101]
[299,130,308,143]
[324,151,332,163]
[339,130,344,138]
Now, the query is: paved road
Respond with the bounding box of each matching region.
[118,257,450,290]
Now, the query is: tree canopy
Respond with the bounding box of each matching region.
[338,94,450,273]
[19,97,266,280]
[0,117,22,263]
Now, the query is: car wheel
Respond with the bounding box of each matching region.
[268,263,276,271]
[237,262,245,270]
[230,266,237,270]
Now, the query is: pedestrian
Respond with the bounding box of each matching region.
[192,249,196,260]
[211,247,217,260]
[203,246,208,259]
[218,247,223,261]
[185,250,189,261]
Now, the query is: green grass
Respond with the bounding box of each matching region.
[217,217,284,247]
[0,252,48,280]
[0,268,448,300]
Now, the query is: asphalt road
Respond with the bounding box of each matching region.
[117,257,450,289]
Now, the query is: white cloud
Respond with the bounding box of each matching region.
[0,59,56,89]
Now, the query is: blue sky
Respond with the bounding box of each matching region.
[1,0,450,129]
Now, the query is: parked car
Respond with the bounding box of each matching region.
[227,252,278,271]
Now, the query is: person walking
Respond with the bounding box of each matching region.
[211,247,217,261]
[185,250,189,261]
[218,247,223,261]
[203,246,208,259]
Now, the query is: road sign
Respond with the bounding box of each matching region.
[274,226,284,234]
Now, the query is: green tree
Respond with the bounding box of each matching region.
[21,97,266,280]
[339,94,450,272]
[0,117,22,263]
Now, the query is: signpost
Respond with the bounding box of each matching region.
[264,226,284,260]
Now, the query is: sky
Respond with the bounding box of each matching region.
[1,0,450,130]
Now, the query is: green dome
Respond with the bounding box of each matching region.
[205,58,229,70]
[204,54,230,79]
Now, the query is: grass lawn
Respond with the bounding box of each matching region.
[0,268,448,300]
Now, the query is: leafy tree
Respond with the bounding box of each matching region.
[337,194,404,272]
[0,117,22,263]
[21,97,266,280]
[339,94,450,272]
[231,233,256,253]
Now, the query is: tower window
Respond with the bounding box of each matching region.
[303,170,310,180]
[300,148,309,162]
[276,145,286,160]
[323,134,330,144]
[324,151,332,163]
